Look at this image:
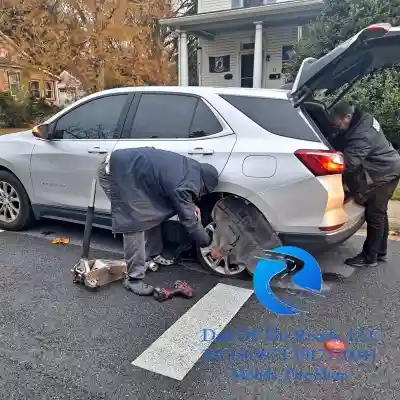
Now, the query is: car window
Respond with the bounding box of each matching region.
[53,94,128,139]
[130,93,198,139]
[189,100,223,138]
[219,94,320,142]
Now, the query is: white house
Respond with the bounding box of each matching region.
[159,0,324,88]
[58,70,86,106]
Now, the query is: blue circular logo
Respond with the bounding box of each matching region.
[253,246,323,315]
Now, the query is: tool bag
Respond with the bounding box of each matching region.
[210,195,282,274]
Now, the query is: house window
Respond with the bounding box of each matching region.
[232,0,276,8]
[30,81,41,99]
[7,71,21,96]
[45,81,55,100]
[244,0,264,6]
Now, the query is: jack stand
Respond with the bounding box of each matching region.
[72,178,127,289]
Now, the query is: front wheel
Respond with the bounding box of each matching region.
[0,170,33,231]
[196,223,248,278]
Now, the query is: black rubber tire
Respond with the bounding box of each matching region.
[0,170,34,231]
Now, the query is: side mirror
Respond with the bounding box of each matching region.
[32,124,51,140]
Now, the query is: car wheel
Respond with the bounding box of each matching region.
[196,222,248,278]
[0,170,33,231]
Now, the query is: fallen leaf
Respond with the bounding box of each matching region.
[51,237,70,244]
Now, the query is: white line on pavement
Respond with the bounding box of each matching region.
[0,230,4,233]
[131,283,254,381]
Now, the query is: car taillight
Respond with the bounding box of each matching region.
[319,223,345,232]
[295,150,345,176]
[366,23,391,33]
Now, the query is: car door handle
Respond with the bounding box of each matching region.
[188,148,214,155]
[88,147,108,154]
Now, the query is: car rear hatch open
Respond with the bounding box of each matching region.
[289,23,400,107]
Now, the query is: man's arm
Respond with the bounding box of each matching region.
[169,189,211,248]
[343,129,372,173]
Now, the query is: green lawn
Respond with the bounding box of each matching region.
[392,187,400,201]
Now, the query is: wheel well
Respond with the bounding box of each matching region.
[198,192,252,226]
[0,165,15,175]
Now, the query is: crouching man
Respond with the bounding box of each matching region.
[99,147,221,296]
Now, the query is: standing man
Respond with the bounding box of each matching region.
[329,101,400,267]
[99,147,220,295]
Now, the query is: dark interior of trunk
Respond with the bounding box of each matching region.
[301,100,336,143]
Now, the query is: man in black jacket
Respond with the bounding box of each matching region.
[329,101,400,268]
[99,147,220,296]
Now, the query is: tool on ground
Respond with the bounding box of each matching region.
[72,178,127,289]
[153,280,194,302]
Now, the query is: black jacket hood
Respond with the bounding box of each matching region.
[200,163,219,196]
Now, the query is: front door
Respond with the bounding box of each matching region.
[30,93,131,213]
[240,54,254,88]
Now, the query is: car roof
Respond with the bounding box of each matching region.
[86,86,290,100]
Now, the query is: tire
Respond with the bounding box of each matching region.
[0,170,34,231]
[196,222,249,279]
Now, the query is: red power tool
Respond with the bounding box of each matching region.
[153,280,194,302]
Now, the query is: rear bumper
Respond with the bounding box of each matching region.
[278,214,365,255]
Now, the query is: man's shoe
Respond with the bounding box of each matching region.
[345,254,378,268]
[152,254,174,266]
[123,278,154,296]
[377,254,388,263]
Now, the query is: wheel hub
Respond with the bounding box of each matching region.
[0,180,21,223]
[199,223,247,276]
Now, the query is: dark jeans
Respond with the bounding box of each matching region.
[362,178,399,262]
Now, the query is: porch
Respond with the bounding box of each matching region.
[159,0,323,88]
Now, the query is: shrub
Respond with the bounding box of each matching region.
[0,91,61,128]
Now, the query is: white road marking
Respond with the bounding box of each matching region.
[131,283,254,381]
[0,230,4,233]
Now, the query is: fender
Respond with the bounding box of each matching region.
[210,195,282,275]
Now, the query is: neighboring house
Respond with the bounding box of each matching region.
[0,31,60,105]
[159,0,323,89]
[58,70,86,106]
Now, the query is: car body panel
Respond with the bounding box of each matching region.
[0,131,36,200]
[30,138,120,212]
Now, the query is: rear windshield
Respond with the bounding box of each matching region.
[219,94,320,142]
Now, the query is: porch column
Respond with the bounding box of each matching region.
[179,30,189,86]
[253,21,263,88]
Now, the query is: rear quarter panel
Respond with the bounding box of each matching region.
[206,93,332,232]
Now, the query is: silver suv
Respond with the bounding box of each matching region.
[1,23,399,276]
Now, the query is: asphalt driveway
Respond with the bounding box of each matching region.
[0,226,398,400]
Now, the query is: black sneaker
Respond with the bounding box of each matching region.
[345,254,378,268]
[123,279,154,296]
[377,254,388,263]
